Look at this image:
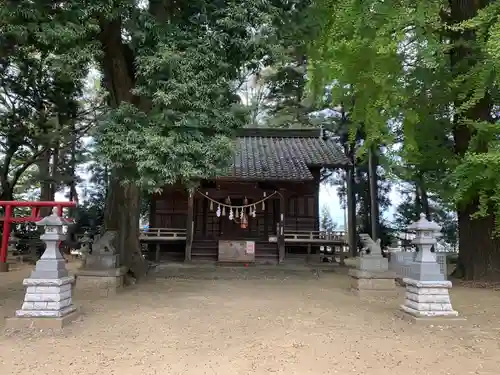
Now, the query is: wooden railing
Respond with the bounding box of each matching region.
[269,230,346,244]
[139,228,187,241]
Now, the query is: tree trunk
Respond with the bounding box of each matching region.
[38,149,54,216]
[455,201,500,280]
[0,188,14,201]
[368,146,379,240]
[99,16,147,278]
[449,0,500,280]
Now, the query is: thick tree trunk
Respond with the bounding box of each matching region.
[455,201,500,280]
[0,189,14,201]
[99,17,147,278]
[368,146,379,240]
[449,0,500,280]
[38,149,54,216]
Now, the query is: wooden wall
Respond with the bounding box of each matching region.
[149,173,321,261]
[193,195,277,240]
[150,177,320,237]
[150,186,188,229]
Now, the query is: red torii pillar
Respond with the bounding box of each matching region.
[0,201,76,272]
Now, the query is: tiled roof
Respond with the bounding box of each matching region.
[219,128,350,181]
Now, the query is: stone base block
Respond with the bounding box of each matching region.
[0,262,9,272]
[5,309,80,331]
[75,267,127,296]
[395,309,466,326]
[399,278,463,323]
[349,268,396,296]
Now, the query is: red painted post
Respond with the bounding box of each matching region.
[0,204,12,264]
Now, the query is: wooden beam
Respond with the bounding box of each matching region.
[278,190,286,263]
[155,243,160,262]
[202,198,208,237]
[185,189,195,261]
[149,194,157,227]
[346,165,357,257]
[264,196,269,238]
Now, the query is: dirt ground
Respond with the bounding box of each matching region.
[1,262,500,375]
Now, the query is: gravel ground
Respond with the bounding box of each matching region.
[1,262,500,375]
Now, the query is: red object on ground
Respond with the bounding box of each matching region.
[0,201,76,265]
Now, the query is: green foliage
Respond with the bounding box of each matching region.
[2,0,305,195]
[320,205,337,232]
[0,1,91,199]
[394,184,458,247]
[252,0,320,128]
[308,0,500,225]
[452,146,500,231]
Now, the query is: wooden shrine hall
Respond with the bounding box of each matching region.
[141,128,353,264]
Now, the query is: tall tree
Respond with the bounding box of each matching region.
[309,1,500,280]
[3,1,297,276]
[320,205,337,232]
[0,8,88,202]
[394,183,458,249]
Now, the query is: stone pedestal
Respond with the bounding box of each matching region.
[398,279,465,324]
[5,210,79,330]
[5,277,79,330]
[75,231,127,296]
[349,268,397,296]
[76,266,127,296]
[348,241,396,297]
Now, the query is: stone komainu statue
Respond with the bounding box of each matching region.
[359,233,382,256]
[91,230,118,254]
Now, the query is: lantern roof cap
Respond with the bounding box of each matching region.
[36,208,70,227]
[407,213,441,232]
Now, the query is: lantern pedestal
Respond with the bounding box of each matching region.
[5,277,80,330]
[398,279,465,325]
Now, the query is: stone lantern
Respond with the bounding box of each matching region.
[398,213,464,323]
[6,209,79,330]
[407,213,443,281]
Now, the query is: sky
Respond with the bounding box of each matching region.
[318,183,402,230]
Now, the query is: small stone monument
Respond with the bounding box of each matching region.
[5,209,79,330]
[75,230,127,296]
[398,213,464,324]
[78,231,92,260]
[348,233,396,296]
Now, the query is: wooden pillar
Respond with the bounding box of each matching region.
[202,198,208,237]
[155,243,160,262]
[346,165,357,257]
[149,194,156,228]
[185,189,195,261]
[278,190,286,264]
[368,146,379,241]
[263,195,269,238]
